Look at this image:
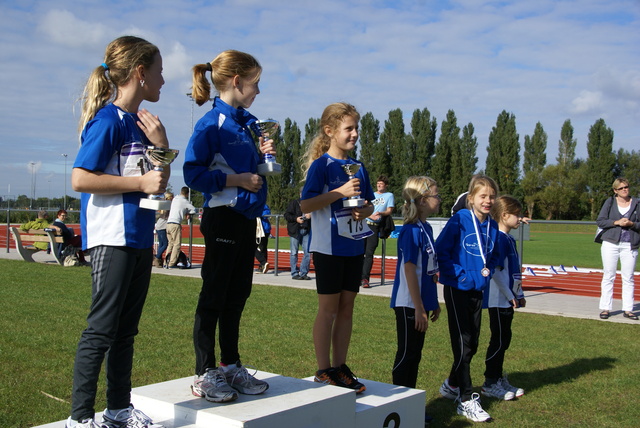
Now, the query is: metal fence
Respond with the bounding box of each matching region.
[4,208,599,284]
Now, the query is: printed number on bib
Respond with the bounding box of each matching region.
[335,208,373,240]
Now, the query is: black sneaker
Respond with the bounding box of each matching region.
[313,367,347,387]
[335,364,366,393]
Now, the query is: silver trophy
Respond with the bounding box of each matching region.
[253,119,281,176]
[342,163,364,208]
[139,146,179,210]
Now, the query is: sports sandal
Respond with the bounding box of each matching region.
[599,311,610,319]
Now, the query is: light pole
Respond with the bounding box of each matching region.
[29,162,36,210]
[62,153,68,209]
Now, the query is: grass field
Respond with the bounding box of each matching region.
[1,259,639,427]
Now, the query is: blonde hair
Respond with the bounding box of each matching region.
[401,176,438,225]
[612,177,629,192]
[490,195,522,221]
[78,36,159,135]
[191,50,262,106]
[302,102,360,178]
[466,175,499,210]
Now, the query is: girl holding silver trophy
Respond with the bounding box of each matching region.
[301,102,375,393]
[68,36,169,428]
[183,50,275,404]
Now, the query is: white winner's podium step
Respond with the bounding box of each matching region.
[302,376,425,428]
[33,371,425,428]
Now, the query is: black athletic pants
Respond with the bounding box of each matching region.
[194,206,255,375]
[71,246,153,420]
[392,307,426,388]
[444,285,483,402]
[484,306,514,382]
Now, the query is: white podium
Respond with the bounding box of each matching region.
[33,371,425,428]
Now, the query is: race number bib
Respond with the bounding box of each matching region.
[335,208,373,240]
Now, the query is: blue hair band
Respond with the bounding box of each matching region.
[101,62,109,70]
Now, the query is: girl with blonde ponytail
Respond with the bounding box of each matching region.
[391,176,441,402]
[68,35,168,428]
[184,49,273,403]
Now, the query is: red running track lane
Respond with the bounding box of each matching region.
[3,224,638,300]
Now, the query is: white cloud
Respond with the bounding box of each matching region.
[38,9,107,48]
[163,42,192,82]
[570,90,603,114]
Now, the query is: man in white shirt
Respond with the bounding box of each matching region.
[166,186,196,268]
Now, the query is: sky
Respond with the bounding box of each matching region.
[1,0,639,202]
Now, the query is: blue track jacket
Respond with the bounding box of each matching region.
[435,209,500,291]
[183,97,266,220]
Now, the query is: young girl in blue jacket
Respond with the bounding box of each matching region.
[183,50,275,404]
[481,195,526,401]
[435,175,500,423]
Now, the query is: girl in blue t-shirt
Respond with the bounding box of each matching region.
[391,176,441,391]
[301,102,375,393]
[68,36,169,428]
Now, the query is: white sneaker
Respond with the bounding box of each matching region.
[66,418,102,428]
[439,378,460,400]
[192,368,239,403]
[457,393,491,422]
[101,405,163,428]
[481,378,515,400]
[224,361,269,395]
[501,374,524,397]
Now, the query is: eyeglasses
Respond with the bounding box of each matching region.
[616,185,629,191]
[424,194,441,200]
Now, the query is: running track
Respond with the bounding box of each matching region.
[3,225,638,300]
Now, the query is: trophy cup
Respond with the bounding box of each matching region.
[342,163,364,208]
[139,146,179,210]
[253,119,281,176]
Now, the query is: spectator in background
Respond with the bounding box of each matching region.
[53,209,87,264]
[596,177,639,320]
[255,204,272,274]
[153,192,173,267]
[166,186,196,269]
[20,210,60,251]
[284,195,311,280]
[361,175,395,288]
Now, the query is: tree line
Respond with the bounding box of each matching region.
[247,108,638,220]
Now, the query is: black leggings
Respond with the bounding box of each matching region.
[194,207,255,374]
[444,285,483,402]
[484,306,514,382]
[392,307,426,388]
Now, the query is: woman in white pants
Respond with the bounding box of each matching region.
[596,178,640,320]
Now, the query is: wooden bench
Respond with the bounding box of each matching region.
[10,227,64,265]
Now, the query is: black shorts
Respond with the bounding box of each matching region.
[312,252,363,294]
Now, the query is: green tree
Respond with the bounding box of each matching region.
[615,148,640,195]
[557,119,577,167]
[521,122,547,218]
[358,112,380,188]
[486,110,520,195]
[407,108,437,177]
[537,163,587,220]
[449,115,478,204]
[263,123,290,213]
[379,109,405,194]
[299,117,320,180]
[586,118,615,219]
[433,110,461,213]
